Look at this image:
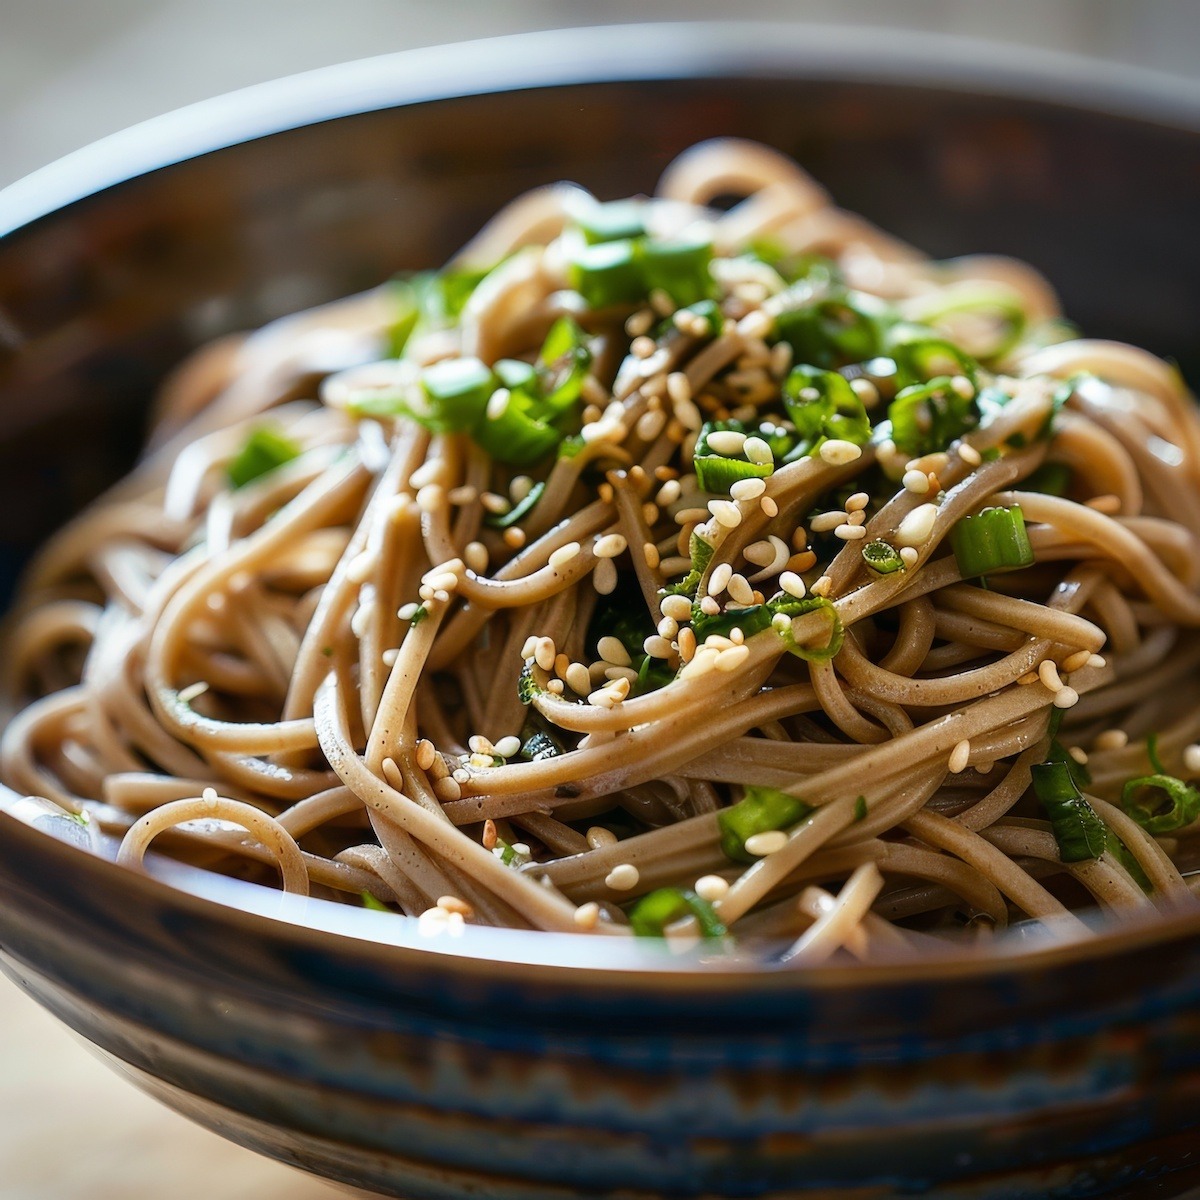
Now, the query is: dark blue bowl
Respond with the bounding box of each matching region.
[3,24,1200,1198]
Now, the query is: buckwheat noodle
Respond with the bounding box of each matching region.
[5,139,1200,961]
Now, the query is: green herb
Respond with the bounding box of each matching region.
[887,328,978,388]
[408,604,429,626]
[910,282,1026,362]
[640,234,714,307]
[668,298,724,339]
[484,480,545,529]
[568,233,714,310]
[782,365,873,460]
[227,426,301,489]
[853,795,868,822]
[360,891,390,912]
[575,199,646,245]
[568,238,645,308]
[887,375,979,457]
[772,290,887,369]
[516,661,541,705]
[493,838,526,867]
[1121,734,1200,834]
[693,421,773,493]
[1031,759,1107,862]
[420,356,495,431]
[661,530,715,599]
[861,540,904,574]
[950,504,1035,579]
[773,594,844,663]
[629,888,726,939]
[718,786,813,863]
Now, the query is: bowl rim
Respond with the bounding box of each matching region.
[4,20,1200,238]
[4,21,1200,989]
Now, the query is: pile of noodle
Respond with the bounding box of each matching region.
[5,138,1200,963]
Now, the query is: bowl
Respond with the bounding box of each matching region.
[3,23,1200,1199]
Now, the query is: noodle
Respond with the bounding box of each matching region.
[4,138,1200,962]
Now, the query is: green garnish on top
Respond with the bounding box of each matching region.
[227,426,301,489]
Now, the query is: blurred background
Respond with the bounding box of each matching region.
[2,3,1199,1197]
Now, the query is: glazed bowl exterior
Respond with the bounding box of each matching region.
[2,24,1200,1199]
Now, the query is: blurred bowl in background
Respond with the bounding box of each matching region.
[3,23,1200,1199]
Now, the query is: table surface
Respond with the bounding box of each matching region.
[0,976,347,1200]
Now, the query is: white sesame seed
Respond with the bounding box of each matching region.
[1088,654,1107,669]
[592,533,627,560]
[779,571,807,599]
[744,830,789,857]
[605,863,640,891]
[730,477,767,501]
[657,616,679,640]
[810,511,848,533]
[760,496,779,518]
[598,636,631,667]
[727,573,755,605]
[810,575,833,597]
[504,527,526,550]
[899,546,920,567]
[959,442,982,466]
[1038,660,1064,692]
[1061,649,1092,673]
[656,478,682,506]
[819,439,863,466]
[625,309,654,338]
[716,644,751,672]
[493,735,521,759]
[679,647,719,679]
[1185,745,1200,775]
[902,468,930,495]
[706,430,747,457]
[643,635,675,659]
[661,594,693,622]
[416,484,445,513]
[744,539,775,566]
[464,541,489,574]
[896,503,939,547]
[667,372,692,405]
[636,408,667,441]
[346,551,376,584]
[382,648,399,667]
[1067,746,1089,765]
[604,666,639,684]
[548,541,581,570]
[849,377,879,406]
[709,562,733,595]
[1094,729,1129,752]
[486,388,510,420]
[694,874,730,902]
[950,375,975,399]
[643,541,661,569]
[534,637,556,672]
[427,570,459,592]
[845,491,870,512]
[573,902,600,930]
[835,524,868,541]
[736,309,773,339]
[743,436,774,465]
[1053,686,1079,710]
[398,602,420,621]
[846,510,866,527]
[630,335,656,359]
[948,739,971,774]
[699,595,721,616]
[709,500,742,529]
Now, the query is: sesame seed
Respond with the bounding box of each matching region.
[699,595,721,616]
[948,739,971,774]
[346,551,376,584]
[657,616,679,640]
[950,375,975,399]
[810,575,833,597]
[959,442,982,467]
[896,503,939,547]
[1061,649,1092,673]
[1038,660,1064,692]
[835,524,868,541]
[677,627,697,662]
[906,452,949,475]
[433,776,461,802]
[709,499,742,529]
[849,377,879,406]
[548,542,581,570]
[667,372,692,406]
[587,687,616,708]
[846,510,866,527]
[709,563,733,595]
[760,496,779,517]
[605,863,640,891]
[382,648,399,667]
[1053,686,1079,709]
[656,478,682,506]
[636,408,667,441]
[591,533,627,561]
[1088,654,1106,669]
[1094,729,1129,752]
[737,309,774,339]
[1067,746,1089,765]
[643,635,675,659]
[716,644,751,672]
[846,492,870,512]
[625,309,654,337]
[679,647,720,679]
[630,335,656,359]
[694,874,730,902]
[587,826,618,850]
[744,830,788,857]
[899,546,920,567]
[480,490,510,515]
[504,527,526,549]
[819,439,862,466]
[464,541,488,574]
[707,430,747,456]
[598,636,632,667]
[744,539,776,567]
[727,573,755,605]
[811,509,850,534]
[438,895,473,917]
[415,739,437,771]
[643,541,661,569]
[453,767,471,784]
[779,571,807,599]
[482,819,497,850]
[902,469,930,495]
[398,602,421,621]
[661,594,693,622]
[574,902,600,930]
[730,477,767,502]
[565,663,592,695]
[743,436,774,465]
[427,570,459,592]
[534,637,556,672]
[1185,745,1200,775]
[494,735,521,759]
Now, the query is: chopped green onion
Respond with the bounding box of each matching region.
[854,795,868,822]
[773,291,886,369]
[517,661,541,704]
[718,786,813,863]
[782,365,872,460]
[862,540,904,574]
[693,421,773,493]
[629,888,726,939]
[1121,735,1200,833]
[774,594,844,662]
[950,504,1034,579]
[493,838,526,867]
[887,329,978,388]
[537,317,593,415]
[1024,462,1073,496]
[420,356,494,431]
[494,358,537,391]
[484,480,545,529]
[690,600,775,645]
[888,375,979,457]
[576,199,646,245]
[519,728,564,762]
[1031,759,1107,862]
[360,891,390,912]
[473,390,560,465]
[227,426,301,489]
[910,282,1026,362]
[662,530,715,599]
[568,239,644,308]
[633,653,675,696]
[640,234,714,307]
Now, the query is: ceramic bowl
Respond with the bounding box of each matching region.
[3,24,1200,1199]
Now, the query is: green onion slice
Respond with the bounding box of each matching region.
[862,540,903,574]
[228,426,301,489]
[950,504,1035,579]
[887,375,979,457]
[718,786,813,863]
[1031,759,1107,862]
[568,239,644,308]
[576,199,646,245]
[629,888,726,939]
[1121,736,1200,833]
[484,480,546,529]
[360,891,390,912]
[782,365,872,460]
[774,594,844,662]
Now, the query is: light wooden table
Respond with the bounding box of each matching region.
[0,976,347,1200]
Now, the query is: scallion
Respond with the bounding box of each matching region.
[950,504,1034,579]
[576,199,646,245]
[420,356,495,431]
[568,239,644,308]
[781,365,872,460]
[628,888,726,939]
[484,480,545,529]
[1120,735,1200,834]
[861,540,904,574]
[360,891,390,912]
[718,786,813,863]
[1031,759,1107,862]
[227,426,301,489]
[640,234,714,307]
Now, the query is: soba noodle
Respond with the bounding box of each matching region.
[5,139,1200,959]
